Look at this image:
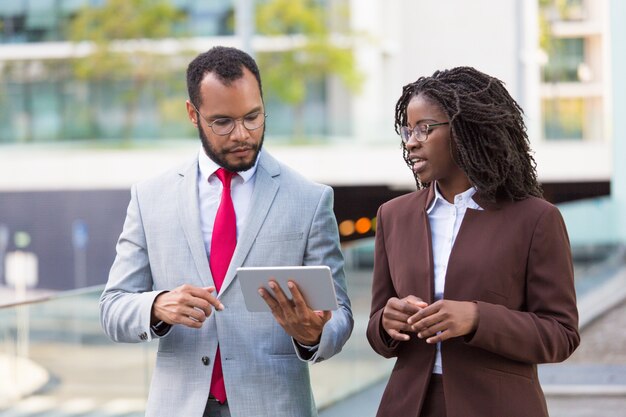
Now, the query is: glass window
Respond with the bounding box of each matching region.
[26,0,57,31]
[0,15,27,43]
[264,79,329,141]
[542,38,585,83]
[539,0,585,21]
[0,83,19,142]
[189,1,234,36]
[1,0,239,43]
[543,98,583,140]
[61,80,95,140]
[60,0,90,15]
[30,81,63,142]
[562,0,585,20]
[0,2,25,16]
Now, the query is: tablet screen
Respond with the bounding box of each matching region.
[237,265,339,312]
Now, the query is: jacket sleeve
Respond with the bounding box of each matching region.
[366,204,402,358]
[465,204,580,363]
[298,185,354,363]
[99,184,164,343]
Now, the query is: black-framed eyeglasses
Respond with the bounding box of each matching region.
[399,122,449,143]
[191,102,267,136]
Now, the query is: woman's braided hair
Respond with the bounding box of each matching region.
[394,66,543,202]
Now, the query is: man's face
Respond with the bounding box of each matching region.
[186,68,265,172]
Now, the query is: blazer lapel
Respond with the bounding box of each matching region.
[417,187,436,303]
[444,193,497,299]
[390,189,435,303]
[400,185,435,304]
[218,152,280,295]
[177,158,213,288]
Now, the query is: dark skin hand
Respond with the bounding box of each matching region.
[258,279,332,346]
[407,299,479,343]
[151,284,224,329]
[382,295,429,341]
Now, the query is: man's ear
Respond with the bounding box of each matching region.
[185,100,198,126]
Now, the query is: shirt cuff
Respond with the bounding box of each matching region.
[296,340,320,352]
[293,339,320,361]
[150,320,171,336]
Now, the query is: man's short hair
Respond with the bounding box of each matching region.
[186,46,263,108]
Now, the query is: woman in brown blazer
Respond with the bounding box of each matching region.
[367,67,580,417]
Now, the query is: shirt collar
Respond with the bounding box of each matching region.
[426,182,481,214]
[198,146,260,184]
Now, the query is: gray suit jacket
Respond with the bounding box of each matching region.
[100,151,353,417]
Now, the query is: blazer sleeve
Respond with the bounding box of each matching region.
[299,185,354,363]
[466,204,580,364]
[366,204,402,358]
[100,184,164,343]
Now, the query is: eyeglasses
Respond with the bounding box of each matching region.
[191,102,267,136]
[399,122,449,143]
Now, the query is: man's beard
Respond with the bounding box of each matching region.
[199,126,264,172]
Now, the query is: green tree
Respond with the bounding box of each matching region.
[67,0,186,141]
[256,0,363,140]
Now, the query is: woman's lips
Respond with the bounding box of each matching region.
[410,156,427,173]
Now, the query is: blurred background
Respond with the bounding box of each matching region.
[1,0,625,416]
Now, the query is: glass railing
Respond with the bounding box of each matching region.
[0,254,390,416]
[0,287,156,416]
[2,236,625,416]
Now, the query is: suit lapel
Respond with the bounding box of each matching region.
[177,158,213,288]
[388,190,435,303]
[416,188,435,303]
[419,208,435,304]
[445,205,492,299]
[219,152,280,295]
[406,184,435,304]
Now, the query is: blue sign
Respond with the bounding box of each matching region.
[72,220,89,249]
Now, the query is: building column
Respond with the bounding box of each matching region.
[611,0,626,244]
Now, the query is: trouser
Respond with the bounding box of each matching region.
[420,374,446,417]
[203,395,231,417]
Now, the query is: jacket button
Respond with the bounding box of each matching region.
[202,356,210,366]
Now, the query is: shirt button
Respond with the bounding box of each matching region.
[202,356,210,366]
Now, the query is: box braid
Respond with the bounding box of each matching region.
[394,66,543,202]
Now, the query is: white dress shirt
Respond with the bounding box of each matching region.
[426,183,483,374]
[197,147,259,257]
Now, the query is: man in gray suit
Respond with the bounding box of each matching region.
[100,46,353,417]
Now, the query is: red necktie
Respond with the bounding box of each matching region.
[209,168,236,403]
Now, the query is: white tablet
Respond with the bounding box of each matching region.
[237,266,339,313]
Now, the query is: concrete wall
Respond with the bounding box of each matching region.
[349,0,533,143]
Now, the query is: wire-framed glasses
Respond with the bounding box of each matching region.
[191,102,267,136]
[399,122,449,143]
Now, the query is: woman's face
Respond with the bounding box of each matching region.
[404,94,470,198]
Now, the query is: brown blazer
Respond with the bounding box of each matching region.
[367,186,580,417]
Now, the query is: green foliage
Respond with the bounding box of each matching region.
[256,0,363,136]
[67,0,186,81]
[538,0,552,53]
[538,0,580,52]
[257,0,327,36]
[66,0,187,139]
[68,0,184,42]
